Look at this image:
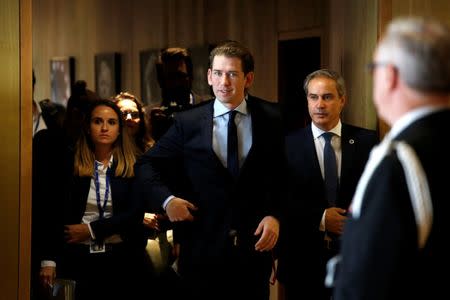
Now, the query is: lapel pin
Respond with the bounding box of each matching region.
[349,139,355,144]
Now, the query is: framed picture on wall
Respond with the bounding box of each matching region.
[139,48,161,106]
[50,56,75,107]
[94,52,121,99]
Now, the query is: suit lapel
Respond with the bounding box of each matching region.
[340,125,355,185]
[200,102,214,152]
[239,97,261,176]
[71,176,92,221]
[201,102,228,171]
[305,125,323,182]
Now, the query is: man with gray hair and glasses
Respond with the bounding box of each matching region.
[332,17,450,300]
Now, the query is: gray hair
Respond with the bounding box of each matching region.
[303,69,346,97]
[376,17,450,93]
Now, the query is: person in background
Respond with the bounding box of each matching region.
[32,69,66,137]
[113,91,154,154]
[149,47,208,141]
[332,17,450,300]
[135,40,284,300]
[38,99,147,300]
[278,69,378,300]
[113,91,177,289]
[157,47,195,109]
[63,81,101,148]
[31,80,99,300]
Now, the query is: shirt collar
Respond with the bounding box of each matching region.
[213,98,248,118]
[387,106,448,140]
[311,120,342,139]
[95,155,114,170]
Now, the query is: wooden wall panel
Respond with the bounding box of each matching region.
[329,0,378,129]
[392,0,450,25]
[241,0,278,101]
[376,0,450,138]
[341,0,378,130]
[20,0,33,297]
[328,0,378,130]
[0,0,23,298]
[277,0,324,33]
[167,0,206,46]
[204,0,278,101]
[131,0,167,97]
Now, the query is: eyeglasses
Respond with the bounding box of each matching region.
[121,111,140,120]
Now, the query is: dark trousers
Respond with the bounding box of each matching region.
[59,243,149,300]
[284,245,337,300]
[180,246,273,300]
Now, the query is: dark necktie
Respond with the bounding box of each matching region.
[323,132,338,206]
[227,110,239,179]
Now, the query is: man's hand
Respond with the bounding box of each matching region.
[166,197,197,222]
[325,207,348,235]
[143,213,160,230]
[254,216,279,251]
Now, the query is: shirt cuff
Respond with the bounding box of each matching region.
[319,210,326,231]
[41,260,56,268]
[162,195,175,210]
[87,222,96,240]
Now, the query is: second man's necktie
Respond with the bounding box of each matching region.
[323,132,338,206]
[227,110,239,179]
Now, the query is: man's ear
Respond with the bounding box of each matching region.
[244,71,255,89]
[339,95,347,112]
[207,68,213,86]
[385,64,398,91]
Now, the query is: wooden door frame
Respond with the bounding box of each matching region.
[20,0,33,298]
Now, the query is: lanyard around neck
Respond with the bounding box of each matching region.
[94,160,110,219]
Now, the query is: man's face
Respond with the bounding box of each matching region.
[117,99,140,137]
[207,55,254,109]
[160,60,192,107]
[307,76,345,131]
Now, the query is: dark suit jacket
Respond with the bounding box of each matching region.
[62,165,143,245]
[278,122,378,297]
[135,95,284,289]
[33,130,147,300]
[334,110,450,300]
[39,149,144,263]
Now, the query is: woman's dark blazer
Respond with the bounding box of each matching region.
[41,150,144,263]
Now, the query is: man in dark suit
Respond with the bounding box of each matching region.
[135,40,284,300]
[278,69,378,300]
[332,17,450,300]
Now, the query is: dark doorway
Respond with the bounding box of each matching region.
[278,37,321,133]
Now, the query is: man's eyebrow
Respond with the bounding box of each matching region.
[308,93,333,96]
